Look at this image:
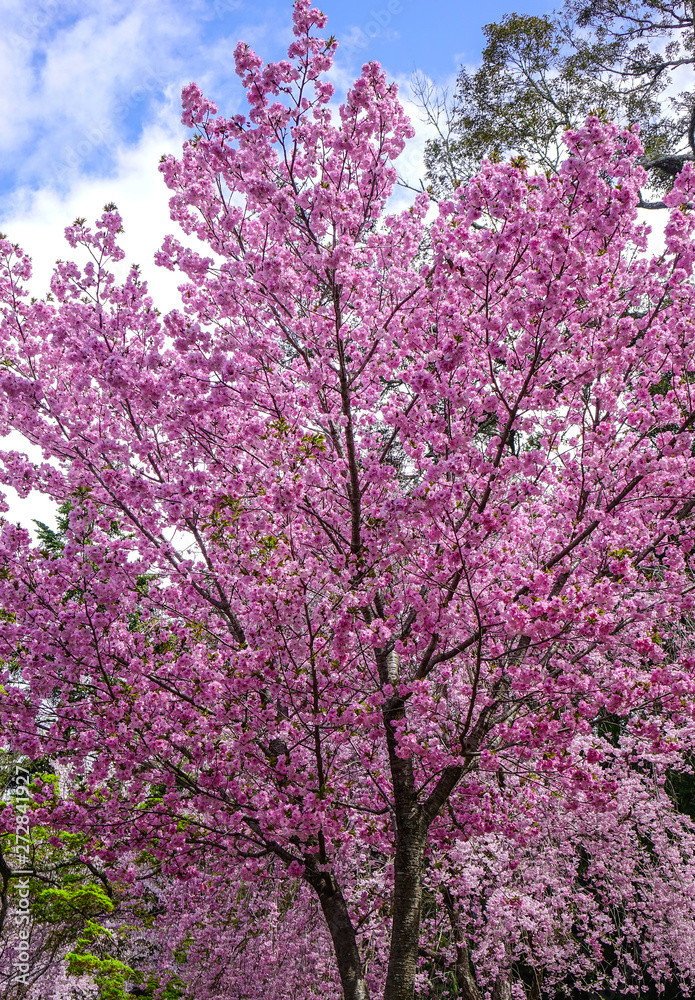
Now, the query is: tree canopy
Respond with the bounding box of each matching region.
[3,4,695,1000]
[423,1,695,204]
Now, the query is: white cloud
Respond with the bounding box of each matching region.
[384,71,459,215]
[0,119,189,535]
[3,117,186,298]
[1,1,189,187]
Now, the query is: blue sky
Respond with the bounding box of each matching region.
[0,0,551,206]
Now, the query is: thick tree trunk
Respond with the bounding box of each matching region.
[312,871,370,1000]
[383,820,426,1000]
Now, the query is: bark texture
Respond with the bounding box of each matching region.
[384,820,427,1000]
[311,871,370,1000]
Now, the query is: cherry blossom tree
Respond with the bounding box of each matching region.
[3,3,695,999]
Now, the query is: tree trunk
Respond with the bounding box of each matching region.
[441,885,480,1000]
[383,819,426,1000]
[492,970,512,1000]
[312,871,370,1000]
[456,944,482,1000]
[378,649,429,1000]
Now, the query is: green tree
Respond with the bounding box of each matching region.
[422,1,695,205]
